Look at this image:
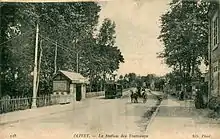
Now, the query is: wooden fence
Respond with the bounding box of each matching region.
[0,92,104,114]
[0,95,66,114]
[85,91,105,98]
[0,89,131,114]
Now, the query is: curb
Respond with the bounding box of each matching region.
[145,99,162,132]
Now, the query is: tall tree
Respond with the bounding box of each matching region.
[158,0,209,88]
[0,2,125,96]
[0,2,102,96]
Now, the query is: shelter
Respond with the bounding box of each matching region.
[53,70,89,103]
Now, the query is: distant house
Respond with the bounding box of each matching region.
[208,1,220,98]
[53,70,89,103]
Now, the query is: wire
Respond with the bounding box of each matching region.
[39,35,79,62]
[0,6,55,45]
[0,29,35,47]
[2,34,35,56]
[2,45,33,59]
[38,34,78,55]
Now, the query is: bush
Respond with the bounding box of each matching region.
[208,97,220,113]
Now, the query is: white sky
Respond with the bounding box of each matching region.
[98,0,172,76]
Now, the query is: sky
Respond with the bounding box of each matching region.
[98,0,172,76]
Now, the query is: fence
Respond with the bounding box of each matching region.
[85,91,105,98]
[0,95,71,114]
[0,89,131,114]
[85,88,131,98]
[0,91,105,114]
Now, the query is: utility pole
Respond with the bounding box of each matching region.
[32,23,39,108]
[0,5,2,98]
[54,41,57,74]
[76,52,79,73]
[74,38,79,73]
[36,40,43,94]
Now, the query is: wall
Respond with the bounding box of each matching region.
[85,91,105,98]
[209,3,220,98]
[70,84,76,102]
[81,84,86,99]
[53,80,69,92]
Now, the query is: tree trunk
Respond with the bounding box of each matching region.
[191,54,196,81]
[103,71,106,91]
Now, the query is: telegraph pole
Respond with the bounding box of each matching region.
[0,5,2,98]
[54,41,57,74]
[74,38,79,73]
[32,23,39,108]
[76,52,79,73]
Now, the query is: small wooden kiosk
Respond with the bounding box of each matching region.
[52,70,89,104]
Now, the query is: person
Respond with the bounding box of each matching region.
[179,90,184,100]
[130,89,134,103]
[133,92,138,103]
[192,88,197,100]
[136,86,142,97]
[142,88,147,103]
[131,87,139,103]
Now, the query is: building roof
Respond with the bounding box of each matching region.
[58,70,89,84]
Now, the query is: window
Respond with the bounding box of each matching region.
[53,81,68,91]
[214,66,218,72]
[212,61,218,73]
[212,11,218,49]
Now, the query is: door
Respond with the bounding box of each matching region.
[76,84,82,101]
[212,61,218,96]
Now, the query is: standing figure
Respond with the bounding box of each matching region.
[179,90,184,100]
[192,88,197,100]
[133,93,138,103]
[142,89,147,103]
[130,89,134,103]
[137,86,142,97]
[133,89,139,103]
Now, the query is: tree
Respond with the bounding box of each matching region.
[0,2,102,96]
[89,18,124,90]
[158,0,209,90]
[1,2,125,97]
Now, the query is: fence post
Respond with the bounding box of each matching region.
[19,96,21,110]
[0,99,2,114]
[44,95,46,106]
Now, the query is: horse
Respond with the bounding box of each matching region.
[140,88,149,103]
[141,89,147,103]
[130,90,138,103]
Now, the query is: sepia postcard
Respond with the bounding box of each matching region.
[0,0,220,139]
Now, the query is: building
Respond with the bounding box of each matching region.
[52,70,89,103]
[208,1,220,99]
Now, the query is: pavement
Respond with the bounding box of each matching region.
[0,89,133,126]
[0,90,158,139]
[0,97,101,126]
[147,96,220,139]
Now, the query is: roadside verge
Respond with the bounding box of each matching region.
[145,92,163,131]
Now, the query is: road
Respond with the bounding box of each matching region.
[0,91,158,139]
